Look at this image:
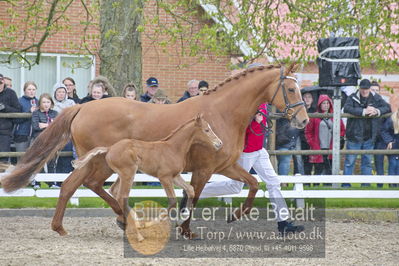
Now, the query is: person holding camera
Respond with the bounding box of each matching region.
[343,79,391,187]
[0,73,22,163]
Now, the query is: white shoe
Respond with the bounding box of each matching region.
[33,184,40,189]
[50,184,60,189]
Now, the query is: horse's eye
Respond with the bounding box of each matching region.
[288,88,295,93]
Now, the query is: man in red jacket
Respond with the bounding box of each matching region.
[200,103,304,234]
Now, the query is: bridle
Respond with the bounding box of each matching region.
[270,67,305,119]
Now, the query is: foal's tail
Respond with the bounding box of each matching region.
[72,147,109,169]
[0,105,82,192]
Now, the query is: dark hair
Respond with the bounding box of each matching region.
[370,81,380,88]
[62,77,75,85]
[122,83,138,98]
[198,80,209,89]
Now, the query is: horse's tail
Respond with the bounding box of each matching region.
[71,147,109,170]
[0,105,82,192]
[0,162,14,173]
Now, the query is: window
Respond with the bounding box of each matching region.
[0,53,95,98]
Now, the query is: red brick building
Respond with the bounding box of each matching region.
[1,1,398,109]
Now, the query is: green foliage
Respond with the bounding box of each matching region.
[142,0,399,70]
[0,0,398,71]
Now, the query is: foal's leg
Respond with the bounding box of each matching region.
[82,159,124,220]
[173,175,195,219]
[51,166,92,236]
[112,165,145,241]
[142,176,175,228]
[178,170,213,238]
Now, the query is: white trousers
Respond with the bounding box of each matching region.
[201,148,289,221]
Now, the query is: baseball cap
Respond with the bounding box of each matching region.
[146,77,158,87]
[359,79,371,89]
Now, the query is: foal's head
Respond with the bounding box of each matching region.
[193,114,223,150]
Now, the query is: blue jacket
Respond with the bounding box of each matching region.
[380,117,399,150]
[177,91,197,103]
[140,92,152,102]
[14,95,38,137]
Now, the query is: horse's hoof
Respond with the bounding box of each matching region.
[227,215,237,223]
[116,219,126,230]
[54,227,68,236]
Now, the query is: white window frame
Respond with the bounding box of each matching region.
[1,52,96,96]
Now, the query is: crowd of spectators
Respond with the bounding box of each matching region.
[273,78,396,187]
[0,74,210,187]
[0,72,397,189]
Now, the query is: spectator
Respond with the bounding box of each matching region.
[140,77,159,102]
[343,79,391,187]
[91,76,116,96]
[13,81,38,162]
[198,80,209,95]
[122,83,138,100]
[300,91,316,180]
[275,115,300,176]
[305,95,345,178]
[149,89,172,104]
[53,82,75,113]
[200,103,304,234]
[31,93,58,188]
[3,77,12,89]
[380,110,399,187]
[370,81,388,187]
[53,82,75,176]
[62,77,80,104]
[80,82,110,104]
[0,73,22,163]
[177,80,199,102]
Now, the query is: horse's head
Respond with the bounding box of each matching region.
[269,63,309,129]
[194,114,223,150]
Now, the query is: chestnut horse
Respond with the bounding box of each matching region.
[72,114,222,240]
[1,64,308,237]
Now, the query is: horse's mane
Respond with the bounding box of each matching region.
[204,64,281,95]
[160,116,198,141]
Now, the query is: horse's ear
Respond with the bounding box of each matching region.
[284,62,299,76]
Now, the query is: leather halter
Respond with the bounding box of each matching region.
[270,67,305,119]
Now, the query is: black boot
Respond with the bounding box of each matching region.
[277,221,305,234]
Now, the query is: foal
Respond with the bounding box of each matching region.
[72,114,222,238]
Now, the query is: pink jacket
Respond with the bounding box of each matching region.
[305,95,345,163]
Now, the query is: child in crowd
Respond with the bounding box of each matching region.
[80,82,110,103]
[31,93,58,189]
[122,83,138,100]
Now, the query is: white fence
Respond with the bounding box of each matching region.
[0,173,398,206]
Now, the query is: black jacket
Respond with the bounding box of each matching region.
[80,94,110,104]
[0,87,22,135]
[276,117,300,148]
[31,109,58,138]
[344,90,391,143]
[177,91,198,103]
